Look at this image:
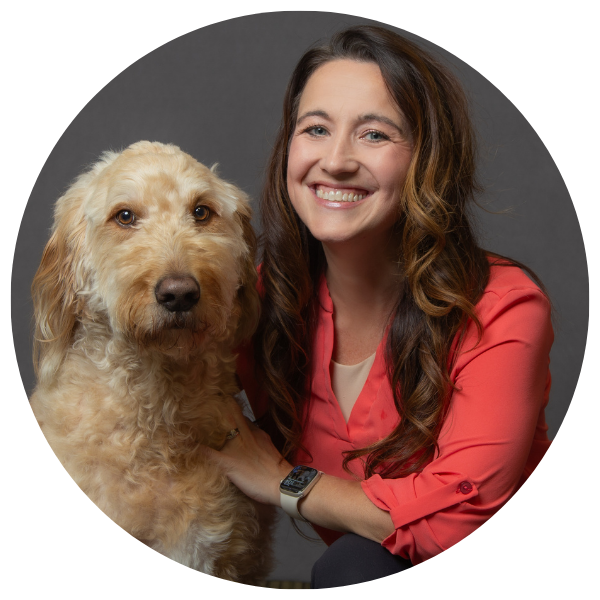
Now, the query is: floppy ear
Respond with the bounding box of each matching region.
[32,173,90,385]
[232,200,260,347]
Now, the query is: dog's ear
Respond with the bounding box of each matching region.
[232,200,260,347]
[32,171,94,384]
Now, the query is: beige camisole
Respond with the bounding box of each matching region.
[330,352,377,422]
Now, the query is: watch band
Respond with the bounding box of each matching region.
[280,491,307,521]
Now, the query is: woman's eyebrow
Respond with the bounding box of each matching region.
[358,113,405,134]
[296,109,329,124]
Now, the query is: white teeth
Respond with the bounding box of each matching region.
[316,187,366,202]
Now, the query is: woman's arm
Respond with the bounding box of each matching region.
[294,472,395,543]
[203,399,395,543]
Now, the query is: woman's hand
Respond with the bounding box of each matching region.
[203,399,292,506]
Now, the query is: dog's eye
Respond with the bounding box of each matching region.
[115,210,135,227]
[194,205,211,222]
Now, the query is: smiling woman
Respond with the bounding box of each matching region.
[201,25,557,588]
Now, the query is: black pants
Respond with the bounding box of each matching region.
[311,533,412,588]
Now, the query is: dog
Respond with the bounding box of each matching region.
[29,141,274,584]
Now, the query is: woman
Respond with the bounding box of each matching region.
[206,25,553,587]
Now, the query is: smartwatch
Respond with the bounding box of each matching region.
[279,465,323,521]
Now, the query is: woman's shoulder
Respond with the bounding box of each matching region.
[483,258,548,303]
[476,257,552,332]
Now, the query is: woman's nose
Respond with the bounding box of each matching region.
[320,136,359,175]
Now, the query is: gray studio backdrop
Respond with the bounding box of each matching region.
[11,11,588,583]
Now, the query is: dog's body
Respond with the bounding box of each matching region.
[30,141,273,583]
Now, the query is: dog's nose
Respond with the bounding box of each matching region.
[155,276,201,312]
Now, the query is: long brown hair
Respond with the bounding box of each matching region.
[255,25,535,478]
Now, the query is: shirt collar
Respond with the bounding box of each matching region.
[317,274,333,314]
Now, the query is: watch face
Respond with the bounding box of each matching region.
[280,466,319,494]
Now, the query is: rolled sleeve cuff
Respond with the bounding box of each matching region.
[362,473,479,559]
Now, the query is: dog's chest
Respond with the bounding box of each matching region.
[37,353,234,469]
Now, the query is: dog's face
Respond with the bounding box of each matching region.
[33,142,258,374]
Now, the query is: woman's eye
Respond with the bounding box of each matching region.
[303,125,328,137]
[363,130,390,142]
[194,205,211,222]
[115,209,135,226]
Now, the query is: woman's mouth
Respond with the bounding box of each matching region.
[313,185,370,203]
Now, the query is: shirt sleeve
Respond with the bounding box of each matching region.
[235,339,269,421]
[361,283,553,564]
[234,265,269,420]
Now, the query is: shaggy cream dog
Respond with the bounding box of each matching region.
[30,141,273,584]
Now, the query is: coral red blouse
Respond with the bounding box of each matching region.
[237,263,553,565]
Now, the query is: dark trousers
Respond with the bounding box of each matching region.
[311,533,412,588]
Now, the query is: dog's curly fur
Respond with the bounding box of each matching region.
[29,141,274,583]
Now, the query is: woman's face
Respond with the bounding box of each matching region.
[286,59,412,248]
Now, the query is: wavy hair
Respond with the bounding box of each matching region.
[255,25,539,478]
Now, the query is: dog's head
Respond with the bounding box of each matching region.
[32,141,259,382]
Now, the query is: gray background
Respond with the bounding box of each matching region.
[10,11,588,583]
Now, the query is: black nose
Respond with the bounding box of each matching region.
[155,276,200,312]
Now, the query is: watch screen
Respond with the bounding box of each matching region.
[281,466,319,493]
